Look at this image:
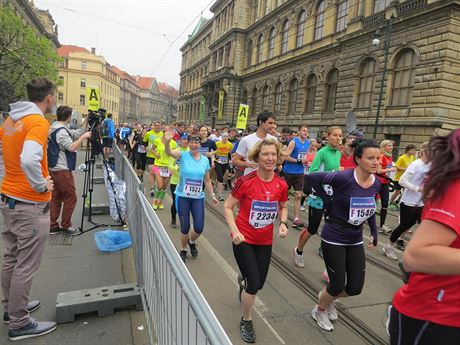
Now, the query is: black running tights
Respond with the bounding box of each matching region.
[389,203,422,243]
[379,183,390,227]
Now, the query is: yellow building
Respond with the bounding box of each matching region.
[57,45,120,123]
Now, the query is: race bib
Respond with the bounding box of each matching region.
[198,147,208,156]
[348,197,376,225]
[138,145,146,154]
[249,200,278,229]
[184,178,203,197]
[304,164,309,175]
[159,167,170,177]
[297,151,307,161]
[386,163,393,178]
[217,156,228,164]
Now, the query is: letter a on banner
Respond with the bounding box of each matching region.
[236,104,249,129]
[217,90,225,120]
[87,87,100,111]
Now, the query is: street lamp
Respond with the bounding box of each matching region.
[372,15,394,139]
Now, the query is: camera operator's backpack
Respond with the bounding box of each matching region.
[101,119,109,137]
[48,127,77,170]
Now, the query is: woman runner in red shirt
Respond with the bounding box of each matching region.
[224,139,288,344]
[389,129,460,344]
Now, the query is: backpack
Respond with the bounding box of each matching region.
[101,119,109,137]
[47,127,77,170]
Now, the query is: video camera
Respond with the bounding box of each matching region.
[88,108,107,128]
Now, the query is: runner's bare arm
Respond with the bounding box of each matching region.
[281,141,298,163]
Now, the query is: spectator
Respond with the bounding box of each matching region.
[101,113,115,159]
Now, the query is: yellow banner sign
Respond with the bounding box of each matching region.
[217,90,224,120]
[236,104,249,130]
[87,87,100,111]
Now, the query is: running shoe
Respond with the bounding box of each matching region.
[322,269,330,283]
[318,246,323,258]
[49,227,61,235]
[150,188,155,197]
[158,201,164,210]
[300,205,306,212]
[4,300,41,323]
[188,241,198,257]
[395,239,406,251]
[218,195,224,202]
[179,250,187,263]
[389,203,398,211]
[152,200,159,210]
[293,247,305,268]
[318,290,338,321]
[311,305,334,331]
[61,227,80,236]
[383,243,398,260]
[379,224,392,235]
[171,219,177,229]
[385,305,392,337]
[292,218,304,228]
[240,318,256,343]
[238,274,246,303]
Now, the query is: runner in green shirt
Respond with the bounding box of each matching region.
[143,121,163,197]
[151,135,177,210]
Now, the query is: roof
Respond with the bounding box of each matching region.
[57,45,89,57]
[157,82,178,97]
[111,65,129,78]
[189,17,209,40]
[136,77,155,90]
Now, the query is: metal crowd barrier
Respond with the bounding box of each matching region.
[112,146,232,345]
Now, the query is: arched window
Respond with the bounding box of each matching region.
[305,74,317,114]
[247,40,253,67]
[374,0,391,13]
[324,69,339,112]
[357,58,376,109]
[274,82,282,114]
[336,0,349,32]
[251,88,258,114]
[268,27,276,59]
[288,79,299,114]
[314,0,326,41]
[257,34,264,63]
[296,10,306,48]
[262,85,270,110]
[280,19,290,54]
[391,49,418,107]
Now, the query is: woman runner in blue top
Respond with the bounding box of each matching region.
[307,139,381,332]
[164,129,219,263]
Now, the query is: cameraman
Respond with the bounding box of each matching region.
[101,113,115,159]
[48,106,91,235]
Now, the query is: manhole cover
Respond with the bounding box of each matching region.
[48,235,75,245]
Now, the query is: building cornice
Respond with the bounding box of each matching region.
[209,27,246,50]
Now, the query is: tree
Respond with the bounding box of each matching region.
[0,6,60,110]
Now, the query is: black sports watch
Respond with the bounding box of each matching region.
[280,221,289,228]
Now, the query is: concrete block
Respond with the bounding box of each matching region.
[56,283,143,324]
[92,176,104,184]
[83,203,110,216]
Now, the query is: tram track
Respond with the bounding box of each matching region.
[204,200,390,345]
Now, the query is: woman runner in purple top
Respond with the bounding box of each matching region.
[307,139,381,332]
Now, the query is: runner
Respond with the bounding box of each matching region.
[198,125,217,164]
[163,130,219,263]
[232,110,277,175]
[129,125,147,181]
[389,144,416,210]
[143,121,163,197]
[308,139,381,331]
[340,136,356,170]
[293,126,342,267]
[383,142,430,259]
[223,138,288,344]
[377,140,398,234]
[282,125,310,228]
[214,133,233,201]
[168,134,189,228]
[389,129,460,345]
[300,139,318,211]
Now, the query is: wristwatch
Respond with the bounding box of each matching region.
[280,221,288,228]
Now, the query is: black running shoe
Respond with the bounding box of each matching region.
[49,227,61,235]
[237,274,246,303]
[179,250,187,263]
[150,188,155,197]
[188,241,198,257]
[240,318,256,343]
[171,219,177,229]
[395,239,406,251]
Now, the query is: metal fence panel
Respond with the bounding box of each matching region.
[113,147,231,345]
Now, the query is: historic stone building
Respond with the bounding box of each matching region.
[178,0,460,147]
[112,66,141,123]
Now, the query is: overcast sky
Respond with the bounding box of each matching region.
[35,0,214,88]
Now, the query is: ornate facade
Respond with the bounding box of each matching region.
[178,0,460,146]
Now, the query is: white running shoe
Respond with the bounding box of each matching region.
[300,205,306,211]
[383,243,398,260]
[318,290,338,321]
[293,247,305,268]
[311,305,334,331]
[380,224,392,234]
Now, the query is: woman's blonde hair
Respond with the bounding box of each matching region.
[326,126,342,135]
[380,140,393,151]
[247,138,281,162]
[417,142,429,158]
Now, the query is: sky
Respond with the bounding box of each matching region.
[35,0,214,88]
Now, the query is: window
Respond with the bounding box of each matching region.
[80,78,86,88]
[305,74,317,114]
[281,19,290,54]
[251,88,258,114]
[391,49,418,107]
[262,85,269,110]
[314,1,326,41]
[58,92,64,102]
[374,0,391,13]
[357,58,376,109]
[59,60,66,68]
[296,11,306,48]
[336,0,349,32]
[288,79,299,114]
[257,34,264,63]
[81,61,87,70]
[268,27,276,59]
[247,40,253,67]
[80,95,85,106]
[274,82,282,114]
[324,69,339,112]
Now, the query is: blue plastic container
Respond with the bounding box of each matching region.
[94,229,132,252]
